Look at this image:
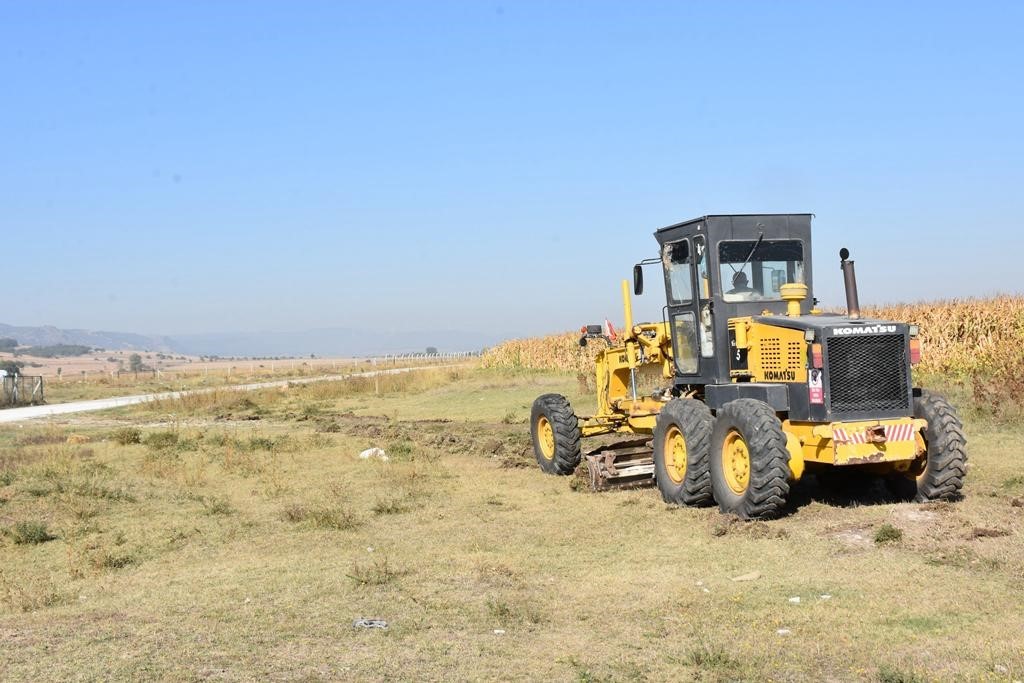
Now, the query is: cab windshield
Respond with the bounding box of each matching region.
[719,239,804,302]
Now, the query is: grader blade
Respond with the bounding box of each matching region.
[584,439,655,491]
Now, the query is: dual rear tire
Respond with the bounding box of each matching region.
[653,398,789,518]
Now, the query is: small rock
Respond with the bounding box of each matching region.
[777,628,792,636]
[493,629,506,636]
[993,664,1008,674]
[731,571,761,582]
[359,447,388,461]
[788,596,801,604]
[702,588,711,594]
[367,547,374,553]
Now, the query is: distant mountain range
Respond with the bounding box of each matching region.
[0,323,177,353]
[0,323,502,357]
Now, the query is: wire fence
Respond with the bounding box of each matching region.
[1,375,44,407]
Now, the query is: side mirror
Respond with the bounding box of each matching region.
[633,264,644,296]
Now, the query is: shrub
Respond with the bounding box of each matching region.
[8,520,56,545]
[111,427,142,445]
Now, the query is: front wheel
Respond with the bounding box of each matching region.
[652,398,714,506]
[710,399,791,520]
[530,394,582,475]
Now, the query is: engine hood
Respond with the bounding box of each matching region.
[752,314,909,337]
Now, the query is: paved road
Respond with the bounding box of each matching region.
[0,365,457,424]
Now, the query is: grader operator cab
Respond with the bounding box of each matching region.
[530,214,967,519]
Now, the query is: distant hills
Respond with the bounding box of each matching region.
[0,323,176,353]
[0,323,501,357]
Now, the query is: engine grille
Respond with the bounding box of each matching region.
[826,334,910,414]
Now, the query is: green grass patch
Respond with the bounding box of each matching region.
[874,523,903,545]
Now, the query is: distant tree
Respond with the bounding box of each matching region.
[19,344,91,358]
[0,337,17,351]
[129,353,144,372]
[426,346,438,355]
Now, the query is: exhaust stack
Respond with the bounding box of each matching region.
[839,247,860,319]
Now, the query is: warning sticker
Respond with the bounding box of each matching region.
[808,369,824,404]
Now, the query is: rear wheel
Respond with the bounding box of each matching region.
[897,391,967,501]
[530,394,582,475]
[652,398,713,506]
[710,399,790,519]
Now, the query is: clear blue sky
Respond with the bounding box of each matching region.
[3,1,1022,339]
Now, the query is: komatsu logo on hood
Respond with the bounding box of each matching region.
[831,324,898,335]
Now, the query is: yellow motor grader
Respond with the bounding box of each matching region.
[530,214,967,519]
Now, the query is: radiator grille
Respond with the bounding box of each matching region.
[826,334,910,413]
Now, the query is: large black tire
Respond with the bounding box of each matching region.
[652,398,714,506]
[906,390,968,502]
[710,399,791,520]
[530,394,582,475]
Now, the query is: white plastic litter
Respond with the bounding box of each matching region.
[788,596,801,604]
[493,629,506,636]
[352,619,388,629]
[777,628,792,636]
[359,447,388,461]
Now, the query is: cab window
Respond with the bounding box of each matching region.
[719,239,804,302]
[663,240,693,305]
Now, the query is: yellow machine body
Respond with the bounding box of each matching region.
[578,282,926,489]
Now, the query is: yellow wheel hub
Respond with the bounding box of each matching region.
[664,425,687,484]
[537,416,555,460]
[721,429,750,495]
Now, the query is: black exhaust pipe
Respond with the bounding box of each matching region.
[839,248,860,319]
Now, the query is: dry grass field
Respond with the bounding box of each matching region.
[5,354,455,405]
[1,368,1022,681]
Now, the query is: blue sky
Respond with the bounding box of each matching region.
[3,1,1022,340]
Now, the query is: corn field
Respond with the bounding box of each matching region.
[482,295,1024,378]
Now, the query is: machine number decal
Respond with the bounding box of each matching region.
[728,330,748,371]
[808,368,824,404]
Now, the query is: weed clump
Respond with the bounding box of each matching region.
[685,642,740,671]
[111,427,142,445]
[372,495,410,515]
[874,523,904,545]
[201,496,235,516]
[7,520,57,545]
[95,550,140,570]
[388,440,414,459]
[347,557,403,586]
[877,664,927,683]
[280,503,360,530]
[143,431,179,450]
